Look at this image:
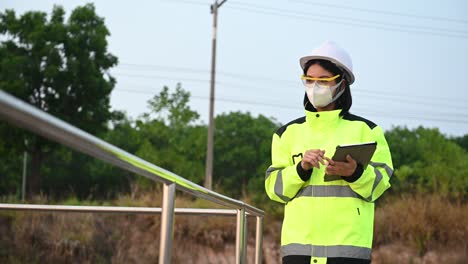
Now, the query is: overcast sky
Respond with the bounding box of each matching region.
[2,0,468,136]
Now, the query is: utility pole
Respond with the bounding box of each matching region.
[205,0,227,190]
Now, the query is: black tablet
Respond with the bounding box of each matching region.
[332,141,377,168]
[324,142,377,181]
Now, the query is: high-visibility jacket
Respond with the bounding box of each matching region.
[265,109,393,263]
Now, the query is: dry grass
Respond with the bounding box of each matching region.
[374,194,468,255]
[0,193,466,263]
[372,243,468,264]
[0,192,244,263]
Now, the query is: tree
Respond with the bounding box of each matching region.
[213,112,280,198]
[0,136,23,196]
[385,126,421,169]
[451,134,468,152]
[0,4,117,197]
[386,126,468,198]
[136,84,206,185]
[145,84,200,128]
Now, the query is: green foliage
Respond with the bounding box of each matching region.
[386,126,468,198]
[0,4,117,197]
[0,138,22,196]
[2,77,468,202]
[451,134,468,152]
[146,84,200,128]
[2,11,468,204]
[213,112,280,200]
[0,4,117,131]
[41,146,132,200]
[135,84,206,186]
[30,111,142,200]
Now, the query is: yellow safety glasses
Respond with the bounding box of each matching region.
[301,74,340,86]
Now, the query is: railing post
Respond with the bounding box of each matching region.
[159,183,176,264]
[255,216,264,264]
[0,90,265,264]
[235,206,247,264]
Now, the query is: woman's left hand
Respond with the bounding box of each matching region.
[325,155,357,177]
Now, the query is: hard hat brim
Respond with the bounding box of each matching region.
[300,55,355,84]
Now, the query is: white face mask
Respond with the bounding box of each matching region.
[305,80,344,108]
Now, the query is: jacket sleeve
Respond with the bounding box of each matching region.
[346,126,394,202]
[265,133,308,204]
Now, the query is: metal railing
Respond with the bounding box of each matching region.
[0,90,264,264]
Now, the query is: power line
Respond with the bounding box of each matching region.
[352,107,468,125]
[167,0,468,38]
[354,100,468,118]
[113,69,295,92]
[115,72,209,83]
[118,63,294,85]
[231,2,468,36]
[288,0,468,25]
[352,90,468,110]
[114,71,288,93]
[227,5,468,39]
[112,82,468,119]
[113,88,468,124]
[113,81,468,115]
[111,88,291,110]
[111,68,468,109]
[119,63,208,74]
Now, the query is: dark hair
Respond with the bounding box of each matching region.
[302,59,352,116]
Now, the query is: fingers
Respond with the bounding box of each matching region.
[326,157,357,177]
[317,155,326,166]
[326,162,344,176]
[301,151,357,176]
[326,163,347,175]
[302,156,321,169]
[302,149,326,169]
[346,154,356,164]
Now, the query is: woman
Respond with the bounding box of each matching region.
[265,41,393,264]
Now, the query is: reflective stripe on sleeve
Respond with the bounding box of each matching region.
[265,166,279,180]
[365,168,383,202]
[267,163,393,201]
[282,243,371,259]
[273,169,291,202]
[369,161,393,178]
[360,162,392,201]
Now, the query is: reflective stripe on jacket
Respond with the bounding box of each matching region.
[265,109,393,260]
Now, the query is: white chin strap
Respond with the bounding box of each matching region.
[326,80,345,105]
[330,84,345,103]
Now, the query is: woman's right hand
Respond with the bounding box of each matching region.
[301,149,326,170]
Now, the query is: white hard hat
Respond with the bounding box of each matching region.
[299,41,355,84]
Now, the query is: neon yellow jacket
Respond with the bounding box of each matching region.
[265,109,393,262]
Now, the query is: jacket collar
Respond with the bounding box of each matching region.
[305,109,342,129]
